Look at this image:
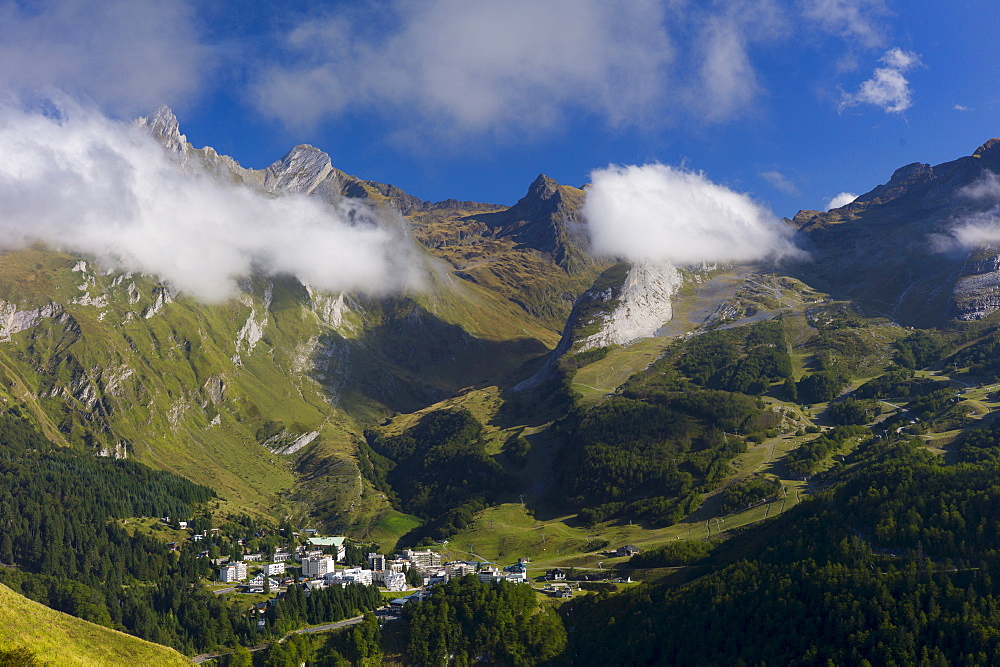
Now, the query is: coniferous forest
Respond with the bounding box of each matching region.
[563,428,1000,665]
[0,407,384,657]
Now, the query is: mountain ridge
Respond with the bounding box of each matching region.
[787,139,1000,325]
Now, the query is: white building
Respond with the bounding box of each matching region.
[302,555,336,578]
[265,562,285,576]
[309,536,347,561]
[446,562,477,579]
[386,558,409,573]
[219,562,248,582]
[247,573,280,588]
[427,569,449,586]
[401,549,442,569]
[504,571,529,584]
[382,571,407,592]
[324,567,374,587]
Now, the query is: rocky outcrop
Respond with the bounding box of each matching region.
[142,285,176,319]
[261,145,335,195]
[136,105,187,154]
[305,288,356,334]
[0,300,65,341]
[203,375,225,406]
[97,440,129,459]
[266,430,319,456]
[233,299,268,364]
[954,246,1000,319]
[580,262,682,350]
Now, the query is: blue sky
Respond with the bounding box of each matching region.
[2,0,999,218]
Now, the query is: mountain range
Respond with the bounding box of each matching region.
[5,108,1000,662]
[4,107,1000,532]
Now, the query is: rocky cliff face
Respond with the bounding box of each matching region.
[261,144,336,195]
[579,262,682,350]
[136,105,187,154]
[953,246,1000,320]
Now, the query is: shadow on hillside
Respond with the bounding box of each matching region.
[310,298,549,416]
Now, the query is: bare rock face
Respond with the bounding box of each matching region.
[580,261,681,350]
[0,300,66,340]
[262,145,335,195]
[136,105,186,154]
[203,375,225,406]
[953,246,1000,320]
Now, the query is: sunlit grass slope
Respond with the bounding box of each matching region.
[0,583,190,666]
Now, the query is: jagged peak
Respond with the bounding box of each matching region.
[527,173,560,199]
[853,161,935,205]
[271,144,332,168]
[136,105,186,153]
[887,162,933,185]
[262,144,335,195]
[506,173,563,215]
[973,138,1000,159]
[149,104,178,125]
[267,144,333,175]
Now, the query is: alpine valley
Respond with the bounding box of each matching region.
[7,109,1000,664]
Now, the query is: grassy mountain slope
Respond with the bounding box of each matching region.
[0,583,190,666]
[0,110,610,542]
[0,200,588,541]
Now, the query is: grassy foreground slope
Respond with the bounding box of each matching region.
[0,583,190,666]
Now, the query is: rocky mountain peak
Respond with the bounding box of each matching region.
[505,174,565,222]
[853,161,936,206]
[526,173,560,200]
[972,138,1000,172]
[973,138,1000,159]
[262,144,334,195]
[136,105,187,153]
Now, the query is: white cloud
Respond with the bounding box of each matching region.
[954,104,971,112]
[841,47,922,114]
[0,0,210,115]
[931,208,1000,255]
[0,102,420,302]
[254,0,674,137]
[929,173,1000,253]
[689,14,760,123]
[760,170,799,195]
[800,0,887,49]
[583,163,804,266]
[826,192,858,209]
[959,171,1000,203]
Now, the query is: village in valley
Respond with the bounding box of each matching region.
[160,515,642,625]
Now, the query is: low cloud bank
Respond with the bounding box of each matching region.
[0,102,420,301]
[958,171,1000,203]
[583,163,804,266]
[930,172,1000,254]
[931,209,1000,255]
